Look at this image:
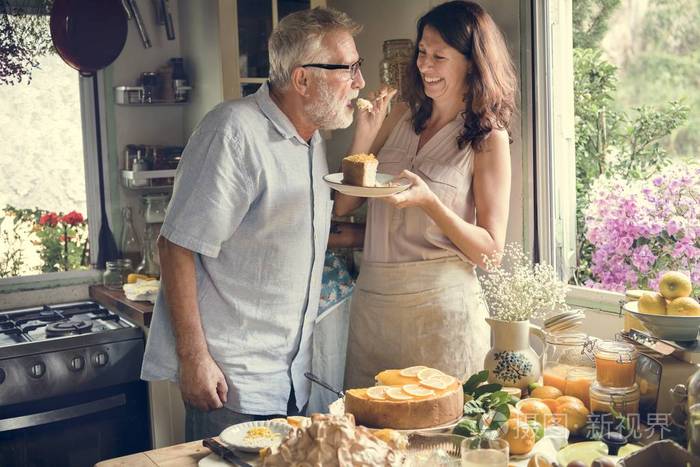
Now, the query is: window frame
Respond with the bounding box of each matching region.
[532,0,625,313]
[0,72,107,293]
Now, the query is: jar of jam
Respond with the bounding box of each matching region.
[590,381,640,416]
[594,340,638,388]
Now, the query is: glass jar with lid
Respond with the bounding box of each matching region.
[594,340,638,388]
[543,332,594,394]
[379,39,414,101]
[103,261,123,290]
[590,381,640,416]
[143,193,170,224]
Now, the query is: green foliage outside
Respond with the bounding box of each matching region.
[571,0,695,285]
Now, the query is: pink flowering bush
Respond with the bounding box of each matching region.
[584,163,700,294]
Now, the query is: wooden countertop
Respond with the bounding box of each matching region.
[89,284,154,326]
[95,439,212,467]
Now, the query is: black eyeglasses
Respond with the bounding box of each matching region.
[301,58,364,80]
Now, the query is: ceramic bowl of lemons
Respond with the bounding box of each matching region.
[624,301,700,341]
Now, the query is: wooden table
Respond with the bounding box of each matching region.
[95,440,212,467]
[90,284,154,326]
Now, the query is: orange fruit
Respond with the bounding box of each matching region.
[539,398,560,414]
[553,402,590,435]
[500,418,536,455]
[530,385,563,399]
[516,399,554,426]
[507,404,527,422]
[555,395,586,409]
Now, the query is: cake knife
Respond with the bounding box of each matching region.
[202,438,253,467]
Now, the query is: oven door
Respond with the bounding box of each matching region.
[0,381,151,467]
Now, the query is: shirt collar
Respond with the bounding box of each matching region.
[255,82,321,147]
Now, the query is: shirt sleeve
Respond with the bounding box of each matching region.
[160,129,255,258]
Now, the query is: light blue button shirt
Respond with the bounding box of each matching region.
[141,83,333,415]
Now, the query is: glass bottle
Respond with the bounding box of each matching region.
[137,225,160,278]
[120,207,142,265]
[170,57,190,102]
[379,39,414,101]
[594,340,638,388]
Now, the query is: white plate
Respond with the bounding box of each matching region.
[323,172,410,198]
[219,420,292,453]
[624,301,700,341]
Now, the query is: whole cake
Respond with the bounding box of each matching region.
[344,366,464,430]
[342,153,378,187]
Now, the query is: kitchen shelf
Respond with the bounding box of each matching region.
[122,169,176,190]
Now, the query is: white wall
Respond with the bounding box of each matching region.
[326,0,526,245]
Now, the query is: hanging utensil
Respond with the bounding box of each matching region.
[50,0,128,76]
[161,0,175,40]
[127,0,151,48]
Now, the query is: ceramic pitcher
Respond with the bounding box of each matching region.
[483,318,546,389]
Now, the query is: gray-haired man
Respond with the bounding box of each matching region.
[140,8,365,441]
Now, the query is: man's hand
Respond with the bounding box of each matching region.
[179,352,229,411]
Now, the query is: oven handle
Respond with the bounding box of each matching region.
[0,394,127,432]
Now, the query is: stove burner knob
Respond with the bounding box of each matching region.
[29,362,45,378]
[0,368,5,384]
[93,352,109,367]
[70,356,85,372]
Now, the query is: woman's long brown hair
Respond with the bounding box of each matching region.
[405,1,517,151]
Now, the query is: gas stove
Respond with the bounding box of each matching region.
[0,301,150,466]
[0,300,144,407]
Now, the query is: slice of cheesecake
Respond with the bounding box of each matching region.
[342,153,378,187]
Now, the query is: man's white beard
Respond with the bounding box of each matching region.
[305,80,357,130]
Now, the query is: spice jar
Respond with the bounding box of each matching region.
[379,39,413,101]
[594,340,638,388]
[543,332,594,394]
[103,261,123,290]
[590,381,640,416]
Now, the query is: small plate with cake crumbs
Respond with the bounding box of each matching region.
[323,173,410,198]
[219,420,292,452]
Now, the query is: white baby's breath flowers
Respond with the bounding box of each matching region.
[481,243,569,321]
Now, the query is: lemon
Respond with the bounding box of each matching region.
[366,386,390,400]
[399,366,428,377]
[385,387,414,401]
[402,384,435,398]
[420,375,455,390]
[417,368,444,381]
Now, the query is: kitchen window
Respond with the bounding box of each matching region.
[534,0,700,312]
[0,7,104,290]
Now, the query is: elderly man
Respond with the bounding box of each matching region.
[140,8,365,441]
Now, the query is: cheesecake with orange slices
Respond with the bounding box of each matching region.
[344,366,464,430]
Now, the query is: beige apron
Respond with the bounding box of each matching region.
[344,256,490,389]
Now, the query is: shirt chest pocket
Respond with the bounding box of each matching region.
[416,160,460,206]
[377,146,407,176]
